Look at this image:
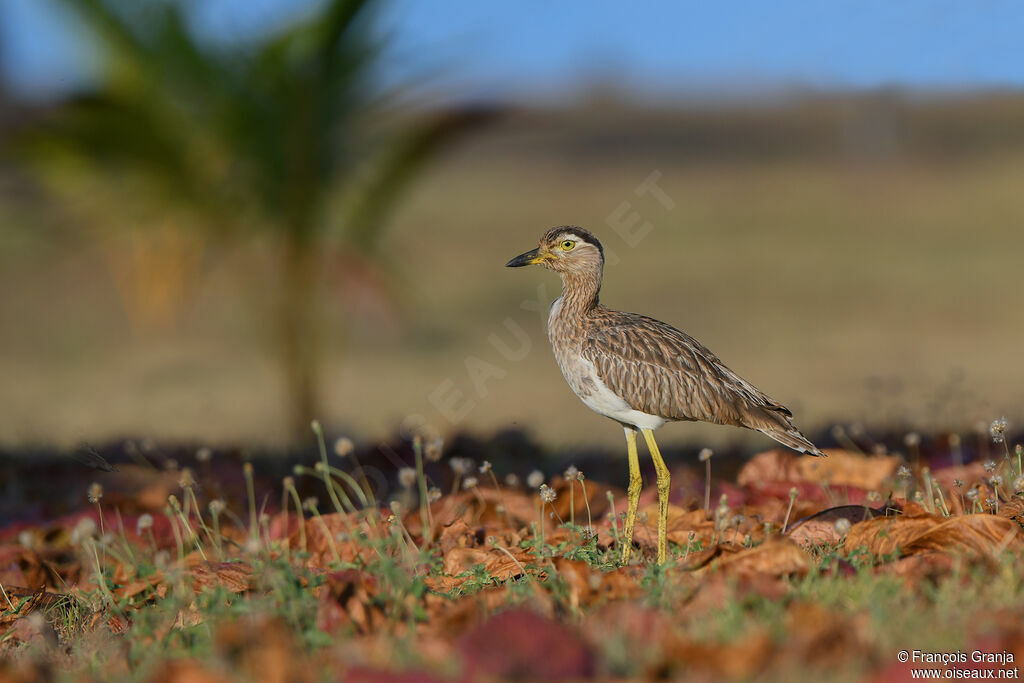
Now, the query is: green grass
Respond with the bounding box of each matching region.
[7,516,1023,682]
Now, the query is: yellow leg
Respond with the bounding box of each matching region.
[642,428,670,565]
[620,426,642,564]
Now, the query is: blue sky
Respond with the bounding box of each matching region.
[2,0,1023,101]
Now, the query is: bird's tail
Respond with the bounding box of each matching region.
[757,426,827,457]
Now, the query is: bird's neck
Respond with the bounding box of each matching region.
[557,268,602,317]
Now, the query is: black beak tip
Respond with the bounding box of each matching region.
[506,249,539,268]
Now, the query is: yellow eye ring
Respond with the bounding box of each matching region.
[560,240,576,251]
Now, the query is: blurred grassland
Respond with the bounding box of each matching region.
[2,95,1024,448]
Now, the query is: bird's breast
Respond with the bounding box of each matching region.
[546,302,667,430]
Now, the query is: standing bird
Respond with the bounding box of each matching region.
[507,226,824,564]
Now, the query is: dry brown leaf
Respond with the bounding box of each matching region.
[550,477,615,521]
[998,497,1024,528]
[739,448,900,490]
[458,609,595,680]
[316,570,382,635]
[115,570,165,602]
[786,505,882,548]
[440,547,530,588]
[149,659,230,683]
[843,513,940,556]
[783,602,871,668]
[423,582,555,640]
[214,616,296,683]
[581,602,673,662]
[437,518,477,553]
[662,630,774,679]
[190,562,252,593]
[297,512,378,569]
[424,488,536,534]
[903,514,1023,556]
[845,512,1022,558]
[698,538,811,577]
[877,552,959,585]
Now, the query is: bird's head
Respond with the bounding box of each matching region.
[505,226,605,275]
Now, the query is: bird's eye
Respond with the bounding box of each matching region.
[560,240,576,251]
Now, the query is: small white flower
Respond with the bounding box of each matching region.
[87,482,103,504]
[479,461,492,474]
[424,439,444,462]
[71,518,98,545]
[526,470,544,489]
[463,476,478,490]
[834,518,852,536]
[449,457,473,475]
[698,448,713,462]
[990,417,1009,444]
[504,473,521,487]
[333,437,354,457]
[397,467,417,489]
[539,484,556,504]
[563,465,579,480]
[136,514,154,534]
[903,432,920,447]
[195,447,213,463]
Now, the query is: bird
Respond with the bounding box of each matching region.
[506,226,824,565]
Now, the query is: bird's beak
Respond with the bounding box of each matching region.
[505,247,548,267]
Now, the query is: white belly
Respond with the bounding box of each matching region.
[571,355,667,430]
[548,296,667,431]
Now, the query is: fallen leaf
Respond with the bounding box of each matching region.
[845,512,1022,558]
[998,498,1024,529]
[190,562,252,593]
[698,538,811,577]
[317,570,382,635]
[458,609,595,680]
[661,629,774,678]
[437,518,477,553]
[877,552,958,585]
[739,448,900,490]
[440,547,529,588]
[843,513,940,557]
[786,505,883,548]
[903,514,1023,556]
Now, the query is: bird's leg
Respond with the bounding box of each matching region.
[641,428,670,565]
[620,426,642,564]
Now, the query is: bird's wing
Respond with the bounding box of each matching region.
[582,310,825,456]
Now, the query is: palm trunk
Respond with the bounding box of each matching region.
[280,231,320,442]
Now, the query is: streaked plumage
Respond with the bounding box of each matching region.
[507,225,824,564]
